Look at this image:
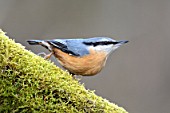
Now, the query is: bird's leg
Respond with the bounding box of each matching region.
[74,75,82,80]
[44,52,53,59]
[72,74,76,79]
[69,72,82,80]
[68,72,76,79]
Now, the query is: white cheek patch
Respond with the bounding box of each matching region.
[89,45,115,55]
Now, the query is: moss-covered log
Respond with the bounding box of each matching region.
[0,29,128,113]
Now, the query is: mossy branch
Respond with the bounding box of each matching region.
[0,29,128,113]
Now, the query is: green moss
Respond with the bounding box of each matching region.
[0,29,128,113]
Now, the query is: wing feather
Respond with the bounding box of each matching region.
[47,39,89,57]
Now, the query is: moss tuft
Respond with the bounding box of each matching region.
[0,29,128,113]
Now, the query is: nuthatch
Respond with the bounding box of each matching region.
[27,37,128,76]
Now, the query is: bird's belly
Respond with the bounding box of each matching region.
[53,48,107,76]
[61,56,106,76]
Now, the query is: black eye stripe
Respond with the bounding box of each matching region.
[83,41,118,46]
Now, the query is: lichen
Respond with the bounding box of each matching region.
[0,29,128,113]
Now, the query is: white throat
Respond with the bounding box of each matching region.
[89,44,118,56]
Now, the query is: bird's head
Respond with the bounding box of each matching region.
[83,37,128,55]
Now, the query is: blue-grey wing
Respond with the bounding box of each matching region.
[47,39,89,57]
[66,39,90,56]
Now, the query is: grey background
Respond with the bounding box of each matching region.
[0,0,170,113]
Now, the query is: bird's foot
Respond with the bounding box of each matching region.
[70,73,82,80]
[37,52,47,57]
[37,52,53,60]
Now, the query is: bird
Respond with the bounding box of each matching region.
[27,37,128,76]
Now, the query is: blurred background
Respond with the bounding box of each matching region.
[0,0,170,113]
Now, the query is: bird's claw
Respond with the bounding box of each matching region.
[37,52,47,57]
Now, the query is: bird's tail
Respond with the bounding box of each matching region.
[27,40,43,45]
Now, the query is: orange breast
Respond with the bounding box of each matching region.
[52,48,107,76]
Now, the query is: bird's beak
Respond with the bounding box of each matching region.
[116,40,129,44]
